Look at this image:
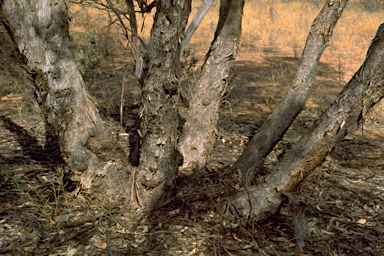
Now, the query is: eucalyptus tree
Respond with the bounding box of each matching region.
[0,0,244,222]
[1,0,384,226]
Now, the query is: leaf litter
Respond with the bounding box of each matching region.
[1,40,384,255]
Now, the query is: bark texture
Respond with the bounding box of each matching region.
[1,0,130,207]
[178,0,244,170]
[136,0,191,212]
[231,23,384,220]
[232,0,347,180]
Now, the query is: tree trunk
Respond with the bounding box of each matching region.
[135,0,191,213]
[231,23,384,220]
[232,0,348,181]
[178,0,244,170]
[1,0,131,208]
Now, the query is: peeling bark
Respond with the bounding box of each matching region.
[232,0,348,180]
[232,23,384,220]
[1,0,130,207]
[178,0,244,170]
[136,0,191,212]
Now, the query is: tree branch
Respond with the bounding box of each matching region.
[181,0,215,54]
[232,0,348,181]
[231,23,384,220]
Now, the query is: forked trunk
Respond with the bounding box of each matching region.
[232,0,348,181]
[231,23,384,220]
[178,0,244,170]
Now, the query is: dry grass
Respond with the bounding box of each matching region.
[2,1,384,255]
[189,0,383,81]
[68,0,383,85]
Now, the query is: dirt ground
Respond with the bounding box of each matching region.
[2,22,384,256]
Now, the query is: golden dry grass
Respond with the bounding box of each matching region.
[70,0,384,79]
[67,0,384,123]
[187,0,383,81]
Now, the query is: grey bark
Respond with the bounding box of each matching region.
[232,0,348,181]
[178,0,244,170]
[135,0,191,213]
[181,0,215,54]
[231,23,384,220]
[1,0,131,207]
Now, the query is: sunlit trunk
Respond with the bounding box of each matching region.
[232,0,348,182]
[136,0,191,213]
[2,0,130,207]
[231,23,384,220]
[179,0,244,170]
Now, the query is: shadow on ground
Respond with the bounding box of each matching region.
[1,33,384,254]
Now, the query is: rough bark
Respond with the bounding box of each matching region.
[231,23,384,220]
[232,0,347,180]
[178,0,244,170]
[136,0,191,213]
[1,0,130,207]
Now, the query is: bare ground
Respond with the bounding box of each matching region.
[1,29,384,255]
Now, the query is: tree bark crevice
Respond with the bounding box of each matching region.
[136,0,191,212]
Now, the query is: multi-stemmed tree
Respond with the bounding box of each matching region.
[1,0,384,228]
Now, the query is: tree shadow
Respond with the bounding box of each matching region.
[0,115,63,166]
[84,62,143,166]
[218,55,346,140]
